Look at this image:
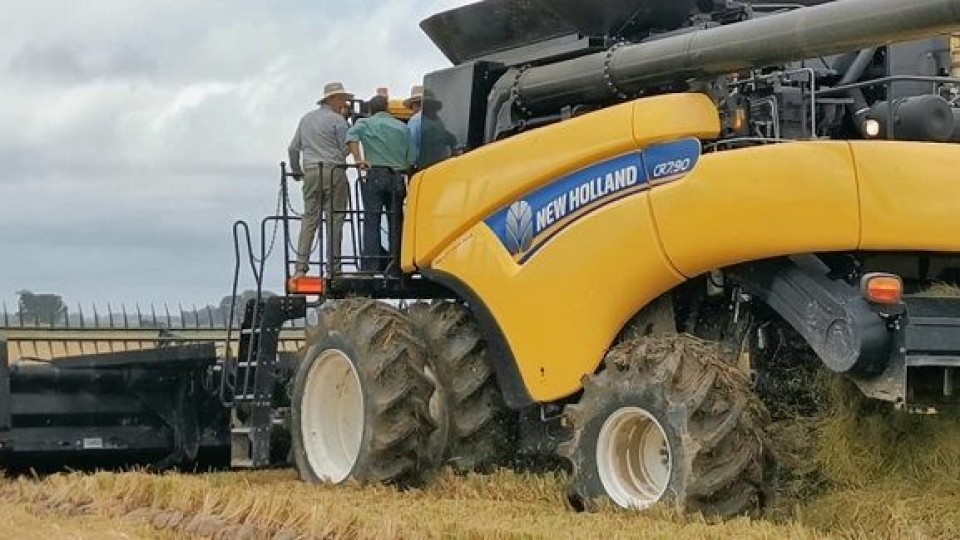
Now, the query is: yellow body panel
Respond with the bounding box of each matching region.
[402,93,721,271]
[432,195,683,400]
[651,142,861,277]
[854,142,960,251]
[401,92,960,404]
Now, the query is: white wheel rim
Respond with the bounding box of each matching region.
[596,406,672,510]
[300,349,364,483]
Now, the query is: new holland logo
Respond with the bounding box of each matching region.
[485,138,701,263]
[505,200,534,255]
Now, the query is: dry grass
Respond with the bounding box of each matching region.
[0,452,956,540]
[781,375,960,540]
[913,282,960,298]
[816,379,960,488]
[0,468,826,540]
[0,497,188,539]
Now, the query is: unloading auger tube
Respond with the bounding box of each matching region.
[497,0,960,119]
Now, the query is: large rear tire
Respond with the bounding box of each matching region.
[408,300,516,473]
[559,333,772,518]
[290,299,436,488]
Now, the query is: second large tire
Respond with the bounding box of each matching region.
[290,299,436,488]
[559,333,772,518]
[408,300,516,473]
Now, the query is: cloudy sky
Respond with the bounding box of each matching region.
[0,0,472,314]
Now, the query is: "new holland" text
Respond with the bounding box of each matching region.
[535,166,641,233]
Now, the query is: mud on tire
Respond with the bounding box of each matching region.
[408,300,516,473]
[290,299,436,488]
[559,333,772,518]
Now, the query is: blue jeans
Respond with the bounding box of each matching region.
[360,167,405,273]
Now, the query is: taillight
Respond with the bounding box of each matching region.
[287,276,325,296]
[861,273,903,305]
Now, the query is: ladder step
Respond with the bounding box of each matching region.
[235,396,271,403]
[231,426,253,468]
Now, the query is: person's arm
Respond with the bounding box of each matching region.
[347,141,368,169]
[333,120,352,152]
[287,121,303,176]
[345,121,370,170]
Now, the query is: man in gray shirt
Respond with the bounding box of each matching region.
[288,82,353,277]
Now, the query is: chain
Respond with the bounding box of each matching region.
[511,64,533,117]
[603,40,633,101]
[251,181,284,265]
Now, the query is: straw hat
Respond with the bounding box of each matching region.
[318,81,354,104]
[403,85,424,108]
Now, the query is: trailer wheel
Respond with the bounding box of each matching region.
[408,300,515,473]
[290,299,436,488]
[559,334,771,518]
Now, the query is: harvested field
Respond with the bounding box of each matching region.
[0,469,818,540]
[3,406,960,540]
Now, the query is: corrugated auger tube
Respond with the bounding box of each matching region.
[512,0,960,114]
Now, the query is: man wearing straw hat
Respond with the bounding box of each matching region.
[287,81,354,277]
[404,85,424,164]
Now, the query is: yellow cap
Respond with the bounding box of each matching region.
[388,98,414,121]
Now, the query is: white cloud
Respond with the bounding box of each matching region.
[150,82,236,132]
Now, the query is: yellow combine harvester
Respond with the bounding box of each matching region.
[216,0,960,518]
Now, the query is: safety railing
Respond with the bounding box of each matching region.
[279,162,408,282]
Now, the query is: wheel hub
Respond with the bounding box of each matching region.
[595,406,672,510]
[300,349,364,483]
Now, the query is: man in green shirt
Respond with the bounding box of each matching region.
[346,95,415,273]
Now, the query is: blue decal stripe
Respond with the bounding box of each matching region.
[513,183,652,264]
[643,138,702,183]
[485,138,701,264]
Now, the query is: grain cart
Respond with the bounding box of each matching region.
[226,0,960,517]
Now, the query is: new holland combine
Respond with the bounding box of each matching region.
[6,0,960,518]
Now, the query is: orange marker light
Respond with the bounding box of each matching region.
[733,108,747,131]
[287,276,325,296]
[861,273,903,305]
